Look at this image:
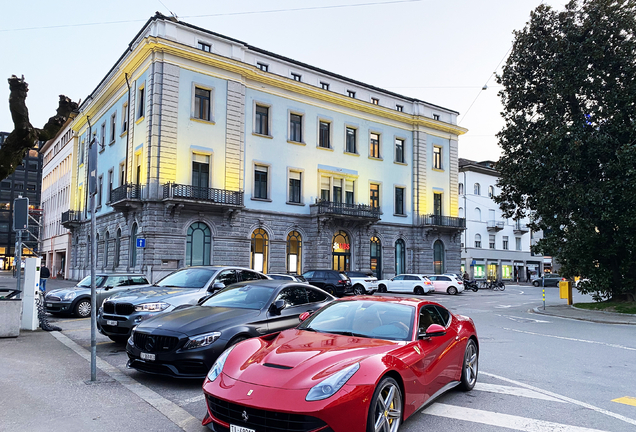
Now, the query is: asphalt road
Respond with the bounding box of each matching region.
[46,283,636,432]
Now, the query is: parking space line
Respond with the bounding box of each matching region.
[613,397,636,407]
[503,328,636,351]
[50,331,201,432]
[423,403,607,431]
[475,383,566,402]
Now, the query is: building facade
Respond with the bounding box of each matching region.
[62,13,467,282]
[40,122,76,278]
[0,132,43,270]
[459,159,543,281]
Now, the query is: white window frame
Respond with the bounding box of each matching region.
[287,168,304,205]
[317,118,332,149]
[394,185,406,216]
[394,136,406,164]
[287,109,305,144]
[137,82,146,120]
[252,162,272,201]
[253,101,273,137]
[191,83,215,123]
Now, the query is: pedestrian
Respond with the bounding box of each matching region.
[526,269,531,283]
[40,264,50,293]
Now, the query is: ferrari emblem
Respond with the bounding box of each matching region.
[247,389,253,396]
[414,346,421,354]
[242,410,249,421]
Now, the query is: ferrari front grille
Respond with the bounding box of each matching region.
[206,395,327,432]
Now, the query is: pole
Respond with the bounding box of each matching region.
[15,230,22,297]
[542,277,545,310]
[90,194,97,381]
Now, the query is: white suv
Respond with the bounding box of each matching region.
[345,271,378,295]
[425,274,465,295]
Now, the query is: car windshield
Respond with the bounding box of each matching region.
[202,285,273,310]
[155,268,218,288]
[299,300,414,341]
[78,275,107,288]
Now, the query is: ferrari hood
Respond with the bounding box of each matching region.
[223,329,400,389]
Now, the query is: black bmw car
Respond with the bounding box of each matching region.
[126,280,335,378]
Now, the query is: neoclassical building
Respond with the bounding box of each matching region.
[61,13,467,282]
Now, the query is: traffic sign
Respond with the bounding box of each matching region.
[136,238,146,248]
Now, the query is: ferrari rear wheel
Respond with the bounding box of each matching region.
[367,376,402,432]
[459,339,478,391]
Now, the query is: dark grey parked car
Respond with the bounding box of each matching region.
[44,273,150,318]
[97,266,269,342]
[532,274,564,287]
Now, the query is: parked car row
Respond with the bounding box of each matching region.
[377,273,465,295]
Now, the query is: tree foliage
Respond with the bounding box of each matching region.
[2,75,78,181]
[495,0,636,300]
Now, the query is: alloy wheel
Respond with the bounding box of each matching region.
[371,379,402,432]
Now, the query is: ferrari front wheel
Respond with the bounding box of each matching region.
[367,376,402,432]
[459,339,478,391]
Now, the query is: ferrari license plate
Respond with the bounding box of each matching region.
[140,352,155,361]
[230,425,255,432]
[106,320,118,326]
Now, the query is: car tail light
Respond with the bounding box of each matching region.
[338,280,346,284]
[425,281,432,285]
[458,281,463,284]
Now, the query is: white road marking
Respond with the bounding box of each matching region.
[423,403,608,432]
[481,371,636,427]
[474,382,565,402]
[497,315,551,323]
[50,332,201,432]
[179,395,205,406]
[504,327,636,351]
[495,305,513,308]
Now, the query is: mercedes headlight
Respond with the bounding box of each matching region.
[62,291,77,301]
[134,302,169,312]
[306,363,360,401]
[183,332,221,350]
[207,345,235,382]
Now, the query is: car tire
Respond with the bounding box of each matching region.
[378,284,387,293]
[353,284,366,296]
[108,335,129,344]
[447,286,458,295]
[414,286,424,295]
[229,336,248,347]
[533,281,540,287]
[74,298,91,318]
[324,286,336,296]
[367,376,402,432]
[458,339,479,391]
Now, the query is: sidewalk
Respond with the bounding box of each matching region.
[532,304,636,325]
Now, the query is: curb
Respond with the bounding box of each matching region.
[532,306,636,325]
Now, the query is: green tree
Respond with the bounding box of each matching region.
[495,0,636,301]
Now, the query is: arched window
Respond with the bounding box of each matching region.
[395,239,406,275]
[104,231,109,268]
[433,240,445,274]
[488,185,494,198]
[474,183,481,195]
[186,222,211,266]
[287,231,302,274]
[114,228,121,267]
[370,236,382,279]
[130,224,138,267]
[251,228,268,273]
[475,207,481,221]
[475,234,482,248]
[458,183,464,195]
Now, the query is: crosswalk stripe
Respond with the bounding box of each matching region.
[475,382,566,403]
[423,403,608,432]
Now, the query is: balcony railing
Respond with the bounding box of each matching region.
[420,214,466,229]
[61,210,81,228]
[487,220,505,231]
[312,200,381,219]
[110,183,141,203]
[163,183,244,207]
[514,223,530,234]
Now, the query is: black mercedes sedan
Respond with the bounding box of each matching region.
[125,280,335,378]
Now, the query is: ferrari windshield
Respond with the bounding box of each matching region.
[299,300,414,341]
[155,268,218,288]
[202,285,274,310]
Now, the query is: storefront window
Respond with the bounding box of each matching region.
[395,239,405,275]
[370,236,381,279]
[287,231,302,274]
[502,264,513,279]
[251,228,268,273]
[487,263,498,280]
[474,264,485,278]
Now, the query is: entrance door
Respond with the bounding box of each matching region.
[332,231,351,272]
[370,236,382,279]
[332,253,349,272]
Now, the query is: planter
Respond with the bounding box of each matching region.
[0,299,22,337]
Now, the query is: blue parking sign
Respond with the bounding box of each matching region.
[136,238,146,248]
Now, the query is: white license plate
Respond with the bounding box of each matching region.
[140,352,155,361]
[46,303,52,307]
[106,320,118,326]
[230,425,255,432]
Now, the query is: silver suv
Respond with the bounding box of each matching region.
[97,266,269,342]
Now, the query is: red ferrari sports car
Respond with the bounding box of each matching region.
[202,296,478,432]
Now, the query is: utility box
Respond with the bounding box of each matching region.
[559,280,573,305]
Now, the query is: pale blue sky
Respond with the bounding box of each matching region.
[1,0,566,161]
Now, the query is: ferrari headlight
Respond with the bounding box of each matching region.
[207,345,235,382]
[134,302,169,312]
[183,332,222,350]
[62,291,77,301]
[306,362,360,401]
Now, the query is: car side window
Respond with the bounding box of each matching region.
[239,270,262,282]
[302,271,315,279]
[393,275,405,281]
[106,276,129,287]
[314,271,326,279]
[307,287,328,303]
[130,276,149,285]
[215,270,238,287]
[437,276,450,281]
[427,276,436,281]
[404,275,418,281]
[276,286,308,307]
[419,305,445,333]
[434,306,451,326]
